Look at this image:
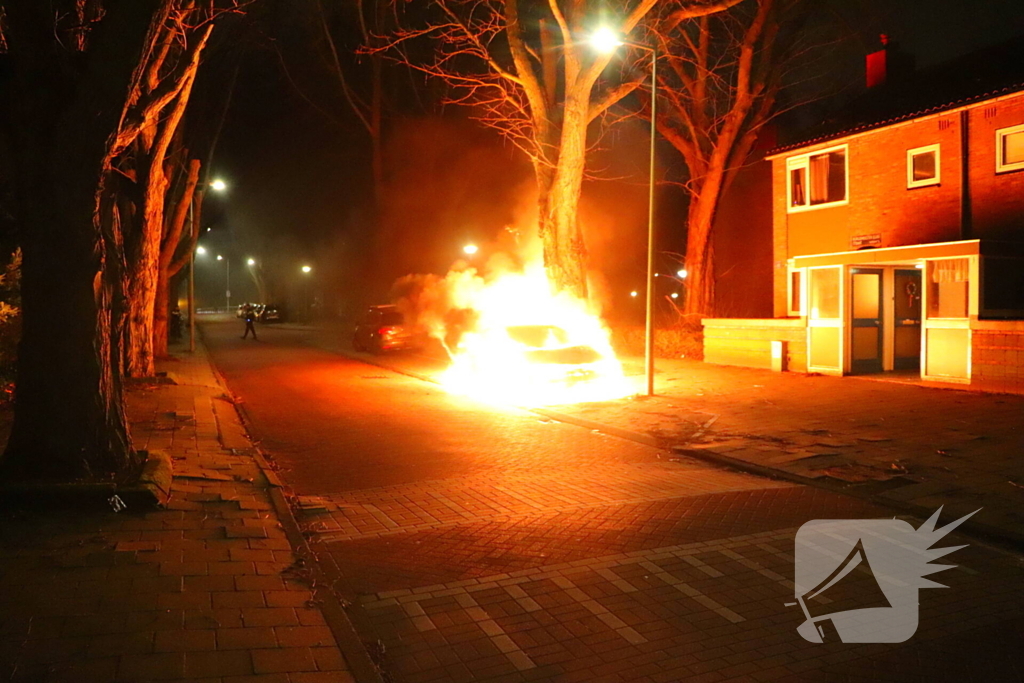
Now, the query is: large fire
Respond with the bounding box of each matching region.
[397,260,633,406]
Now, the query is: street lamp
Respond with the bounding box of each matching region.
[301,265,312,274]
[592,27,658,396]
[247,258,256,266]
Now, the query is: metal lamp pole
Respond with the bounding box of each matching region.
[644,45,657,397]
[188,200,196,352]
[225,258,231,312]
[591,29,658,396]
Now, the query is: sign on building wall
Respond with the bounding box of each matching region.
[851,233,882,249]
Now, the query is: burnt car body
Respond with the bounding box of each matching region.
[504,325,603,385]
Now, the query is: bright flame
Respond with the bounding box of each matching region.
[463,244,479,255]
[412,262,631,406]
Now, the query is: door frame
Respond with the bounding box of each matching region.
[849,267,884,374]
[806,265,845,375]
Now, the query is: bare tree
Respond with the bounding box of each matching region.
[651,0,809,317]
[378,0,742,299]
[0,0,169,479]
[0,0,242,481]
[116,2,245,377]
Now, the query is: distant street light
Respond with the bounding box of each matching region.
[196,245,207,255]
[247,258,256,266]
[677,268,688,279]
[630,290,638,298]
[301,265,312,274]
[216,254,223,261]
[463,244,479,256]
[210,178,227,192]
[593,27,658,396]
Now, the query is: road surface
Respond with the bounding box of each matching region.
[202,318,1024,683]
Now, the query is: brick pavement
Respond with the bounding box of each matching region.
[553,357,1024,545]
[0,343,358,682]
[324,334,1024,547]
[199,321,1024,682]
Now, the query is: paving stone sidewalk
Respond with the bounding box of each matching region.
[0,343,358,682]
[552,357,1024,546]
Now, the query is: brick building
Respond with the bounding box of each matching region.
[703,38,1024,394]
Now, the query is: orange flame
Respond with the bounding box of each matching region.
[432,262,632,406]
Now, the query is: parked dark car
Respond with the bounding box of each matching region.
[259,305,281,323]
[352,305,424,354]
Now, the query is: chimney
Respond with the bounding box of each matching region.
[866,34,916,88]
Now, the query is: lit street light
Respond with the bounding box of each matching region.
[301,265,312,274]
[210,178,227,192]
[196,245,207,255]
[677,268,688,279]
[593,28,658,396]
[247,258,256,266]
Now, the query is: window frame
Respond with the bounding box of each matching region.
[996,123,1024,173]
[787,264,804,317]
[785,144,849,213]
[906,144,941,188]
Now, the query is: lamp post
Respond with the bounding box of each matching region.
[217,254,231,312]
[187,179,227,351]
[592,28,658,396]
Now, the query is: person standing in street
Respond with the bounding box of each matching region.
[242,304,258,340]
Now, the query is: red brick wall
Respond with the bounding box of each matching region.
[969,96,1024,240]
[771,90,1024,315]
[971,328,1024,395]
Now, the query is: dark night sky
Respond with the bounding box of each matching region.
[196,0,1024,315]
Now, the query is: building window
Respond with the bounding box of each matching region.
[907,144,940,188]
[928,258,969,319]
[788,268,803,316]
[996,124,1024,173]
[787,146,847,211]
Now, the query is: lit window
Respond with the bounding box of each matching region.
[907,144,940,188]
[996,124,1024,173]
[927,258,969,319]
[787,146,847,211]
[789,268,803,315]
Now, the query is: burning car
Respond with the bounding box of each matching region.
[442,321,630,405]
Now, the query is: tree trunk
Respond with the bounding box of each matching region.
[539,94,590,299]
[1,127,136,483]
[682,189,718,318]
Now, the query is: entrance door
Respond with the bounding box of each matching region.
[850,268,883,374]
[893,269,922,370]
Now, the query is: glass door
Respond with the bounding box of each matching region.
[893,269,922,370]
[807,266,844,374]
[850,268,883,374]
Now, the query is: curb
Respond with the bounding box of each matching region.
[332,346,1024,555]
[666,444,1024,554]
[195,333,386,683]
